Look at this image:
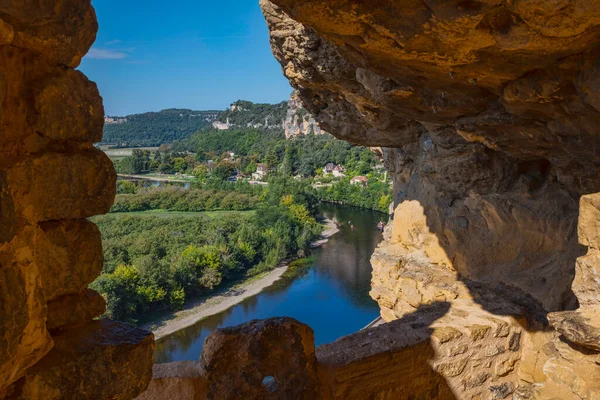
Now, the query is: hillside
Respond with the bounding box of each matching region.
[102,91,327,147]
[102,109,219,147]
[213,100,288,130]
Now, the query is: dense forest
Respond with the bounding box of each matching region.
[102,100,290,147]
[103,109,218,147]
[112,184,261,213]
[92,179,322,322]
[176,129,378,178]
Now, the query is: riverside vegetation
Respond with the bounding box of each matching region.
[95,100,392,325]
[92,179,321,323]
[112,129,393,213]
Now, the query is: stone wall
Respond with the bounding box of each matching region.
[139,307,526,400]
[0,1,154,398]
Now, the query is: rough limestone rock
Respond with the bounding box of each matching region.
[200,318,321,400]
[0,0,98,67]
[35,219,104,302]
[0,150,116,226]
[7,321,155,400]
[261,0,600,194]
[260,1,600,398]
[284,90,327,138]
[0,46,103,159]
[1,0,153,396]
[526,331,600,399]
[136,362,207,400]
[45,289,106,331]
[261,0,586,318]
[0,229,52,392]
[572,193,600,308]
[317,301,524,400]
[547,193,600,355]
[548,310,600,352]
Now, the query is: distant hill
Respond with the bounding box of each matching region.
[102,109,219,147]
[101,91,327,147]
[213,100,288,131]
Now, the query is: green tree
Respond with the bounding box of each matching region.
[173,158,187,173]
[282,145,298,176]
[213,160,236,181]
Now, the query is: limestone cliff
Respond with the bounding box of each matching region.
[211,92,327,138]
[285,90,327,138]
[261,1,600,398]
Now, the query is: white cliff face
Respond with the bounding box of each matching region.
[212,118,232,130]
[210,93,327,136]
[284,91,326,138]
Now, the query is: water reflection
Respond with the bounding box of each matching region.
[118,177,190,189]
[154,204,384,363]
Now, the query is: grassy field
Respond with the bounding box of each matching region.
[108,210,256,219]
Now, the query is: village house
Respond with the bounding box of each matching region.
[252,163,270,181]
[324,163,345,177]
[350,176,369,186]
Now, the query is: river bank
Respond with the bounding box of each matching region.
[146,218,339,340]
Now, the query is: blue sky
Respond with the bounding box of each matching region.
[79,0,292,116]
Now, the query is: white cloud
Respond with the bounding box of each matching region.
[86,48,129,60]
[106,39,122,45]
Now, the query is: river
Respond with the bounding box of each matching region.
[154,203,385,363]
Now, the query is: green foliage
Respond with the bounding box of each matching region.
[115,149,194,176]
[114,149,151,175]
[110,187,261,213]
[212,160,236,181]
[216,100,287,128]
[180,129,378,178]
[91,191,322,323]
[181,128,284,160]
[316,178,393,213]
[103,109,218,147]
[116,180,137,194]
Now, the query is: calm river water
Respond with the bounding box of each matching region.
[154,203,384,363]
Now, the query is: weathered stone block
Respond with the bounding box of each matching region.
[0,229,53,393]
[35,219,103,301]
[200,318,321,400]
[572,250,600,307]
[578,193,600,250]
[548,309,600,352]
[136,362,207,400]
[33,69,104,143]
[0,47,103,157]
[0,150,116,225]
[46,289,106,331]
[317,306,456,400]
[0,0,97,67]
[8,320,154,400]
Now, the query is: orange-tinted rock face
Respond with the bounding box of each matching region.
[261,1,600,194]
[0,230,52,390]
[200,318,321,400]
[7,321,155,400]
[0,0,153,397]
[260,1,600,398]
